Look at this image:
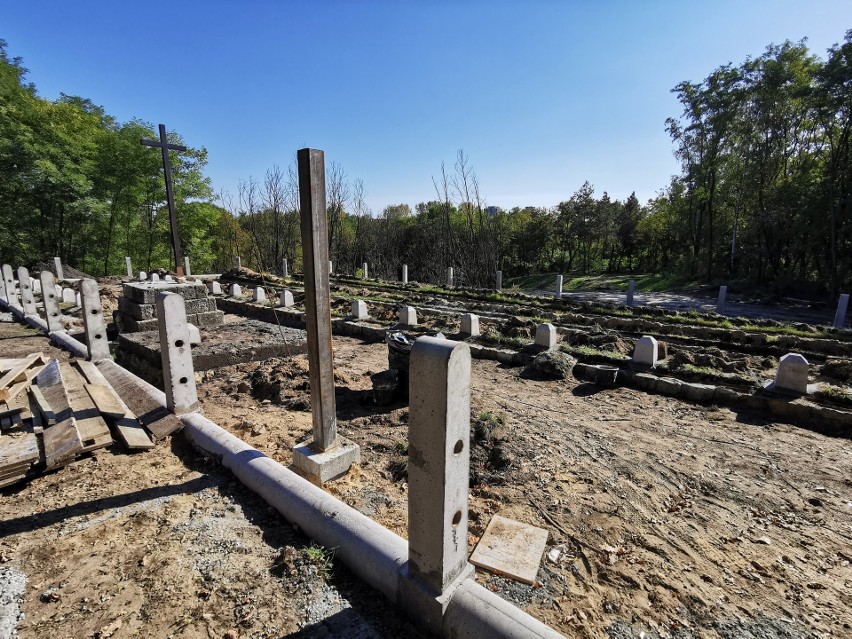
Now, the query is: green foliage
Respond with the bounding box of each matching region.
[472,411,505,442]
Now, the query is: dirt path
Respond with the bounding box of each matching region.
[201,334,852,638]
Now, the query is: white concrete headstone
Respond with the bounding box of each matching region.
[633,335,658,367]
[229,283,242,297]
[775,353,809,393]
[207,281,222,295]
[351,300,368,319]
[151,273,160,282]
[535,323,556,349]
[164,275,174,282]
[62,288,75,304]
[446,267,454,287]
[496,270,502,292]
[252,287,267,302]
[138,271,147,281]
[187,323,201,346]
[280,290,294,307]
[399,305,417,326]
[461,313,480,337]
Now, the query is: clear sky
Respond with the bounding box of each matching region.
[1,1,850,214]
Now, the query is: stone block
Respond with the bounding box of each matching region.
[632,335,658,367]
[460,313,480,337]
[774,353,809,394]
[123,281,207,304]
[185,297,217,314]
[193,310,225,328]
[535,323,556,349]
[118,298,157,320]
[292,436,361,484]
[351,300,368,319]
[399,305,417,326]
[121,316,159,332]
[280,290,294,307]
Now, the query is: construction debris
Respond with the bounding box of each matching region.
[0,353,155,488]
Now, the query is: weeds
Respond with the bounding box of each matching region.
[472,411,505,442]
[303,543,335,580]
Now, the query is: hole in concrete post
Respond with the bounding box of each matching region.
[175,339,184,348]
[49,294,54,299]
[453,440,463,455]
[90,309,98,315]
[95,334,102,339]
[179,376,188,384]
[452,510,462,527]
[51,312,58,317]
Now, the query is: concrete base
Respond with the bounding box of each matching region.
[398,563,475,636]
[292,436,361,484]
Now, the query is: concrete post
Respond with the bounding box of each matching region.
[329,260,333,275]
[3,265,19,307]
[633,335,658,367]
[17,267,37,315]
[496,270,502,293]
[280,290,294,307]
[401,337,474,632]
[626,279,635,307]
[252,286,267,302]
[184,256,191,277]
[125,256,133,278]
[0,267,6,301]
[53,256,64,280]
[39,271,64,333]
[351,300,368,319]
[282,258,289,278]
[447,267,454,287]
[237,256,242,269]
[834,294,849,330]
[362,262,368,279]
[80,279,111,362]
[717,285,728,314]
[402,264,408,285]
[460,313,480,337]
[292,148,359,483]
[774,353,809,393]
[555,274,563,299]
[156,292,199,414]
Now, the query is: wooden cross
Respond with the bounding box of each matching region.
[141,124,187,275]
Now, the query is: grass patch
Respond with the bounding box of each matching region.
[303,543,335,580]
[472,411,505,442]
[562,344,629,362]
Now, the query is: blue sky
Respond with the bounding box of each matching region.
[1,1,850,214]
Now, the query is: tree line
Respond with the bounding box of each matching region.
[1,32,850,295]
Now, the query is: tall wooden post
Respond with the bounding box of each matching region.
[292,148,359,483]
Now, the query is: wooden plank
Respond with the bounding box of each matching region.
[84,384,126,418]
[27,391,43,435]
[0,432,39,470]
[75,361,154,449]
[29,385,56,426]
[36,360,83,468]
[0,353,44,400]
[469,515,549,585]
[76,417,112,452]
[0,473,28,489]
[62,363,111,451]
[95,361,182,440]
[6,381,29,401]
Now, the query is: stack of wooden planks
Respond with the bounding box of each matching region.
[0,353,155,488]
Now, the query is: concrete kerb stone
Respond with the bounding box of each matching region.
[280,290,295,307]
[399,305,418,327]
[460,313,480,337]
[80,278,111,362]
[399,336,475,634]
[39,271,64,333]
[156,292,200,414]
[351,300,368,320]
[632,335,659,367]
[17,267,37,316]
[535,323,556,349]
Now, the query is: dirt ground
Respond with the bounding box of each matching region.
[198,333,852,639]
[2,309,851,639]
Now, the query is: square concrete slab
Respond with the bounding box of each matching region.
[469,514,549,585]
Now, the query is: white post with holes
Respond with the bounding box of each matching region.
[401,336,474,632]
[53,256,64,280]
[156,292,199,414]
[39,271,64,332]
[80,278,110,361]
[626,279,635,307]
[17,267,37,315]
[2,265,17,307]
